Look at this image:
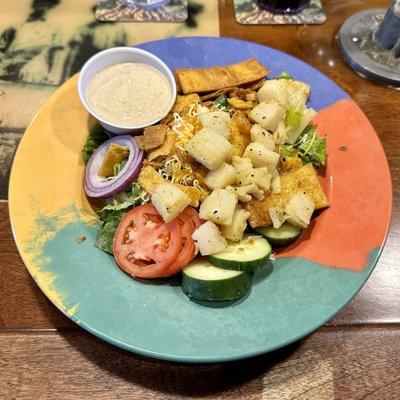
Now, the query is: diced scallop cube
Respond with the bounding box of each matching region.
[151,183,191,223]
[273,120,287,144]
[225,185,252,202]
[250,124,275,151]
[204,162,237,190]
[271,169,281,194]
[248,100,286,132]
[185,128,233,170]
[287,81,311,110]
[269,206,286,229]
[221,207,250,242]
[257,79,289,104]
[225,184,263,202]
[285,193,315,228]
[243,142,280,169]
[199,188,238,226]
[192,221,227,256]
[231,156,253,173]
[199,111,231,138]
[236,168,255,187]
[254,167,271,191]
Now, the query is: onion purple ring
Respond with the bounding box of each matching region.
[84,135,144,198]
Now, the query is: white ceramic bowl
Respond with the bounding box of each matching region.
[78,47,177,134]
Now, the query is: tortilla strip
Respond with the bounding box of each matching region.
[227,97,254,110]
[176,59,270,94]
[138,165,200,207]
[135,136,146,150]
[244,164,329,228]
[229,117,251,158]
[171,94,201,115]
[143,125,168,150]
[148,131,175,161]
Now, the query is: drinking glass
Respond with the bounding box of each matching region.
[121,0,171,9]
[257,0,310,14]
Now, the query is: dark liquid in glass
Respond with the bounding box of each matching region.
[258,0,310,14]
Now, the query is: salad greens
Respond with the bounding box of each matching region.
[285,107,302,130]
[113,159,127,176]
[214,94,228,109]
[296,125,327,166]
[82,124,110,164]
[95,210,125,255]
[95,183,148,254]
[281,124,327,167]
[277,70,293,80]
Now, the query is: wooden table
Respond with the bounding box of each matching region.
[1,1,399,398]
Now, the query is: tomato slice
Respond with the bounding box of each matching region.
[113,204,182,279]
[184,206,202,229]
[165,207,200,276]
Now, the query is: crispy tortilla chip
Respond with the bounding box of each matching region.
[175,184,200,208]
[227,97,254,110]
[228,111,251,158]
[244,164,329,228]
[229,120,250,158]
[98,144,129,177]
[171,148,208,179]
[176,59,270,94]
[232,110,252,137]
[200,87,236,101]
[142,125,167,150]
[137,165,165,194]
[136,136,146,150]
[138,165,200,207]
[148,132,175,161]
[246,78,266,91]
[280,155,303,172]
[172,94,201,114]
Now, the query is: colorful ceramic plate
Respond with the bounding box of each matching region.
[9,37,392,363]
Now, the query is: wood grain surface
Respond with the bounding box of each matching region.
[1,1,399,398]
[1,327,400,399]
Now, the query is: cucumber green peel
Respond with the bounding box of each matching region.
[208,235,271,274]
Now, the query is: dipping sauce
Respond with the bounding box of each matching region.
[86,63,173,127]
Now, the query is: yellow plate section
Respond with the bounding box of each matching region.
[9,75,97,311]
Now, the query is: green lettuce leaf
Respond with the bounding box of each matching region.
[214,94,228,109]
[277,70,293,80]
[95,210,125,255]
[82,124,109,164]
[94,183,149,255]
[113,159,127,177]
[280,144,296,157]
[101,183,145,212]
[285,107,302,130]
[297,125,327,167]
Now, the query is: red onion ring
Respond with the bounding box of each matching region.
[84,135,144,198]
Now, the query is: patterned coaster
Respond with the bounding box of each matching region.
[234,0,326,25]
[96,0,188,23]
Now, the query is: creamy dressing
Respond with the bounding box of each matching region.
[86,62,172,126]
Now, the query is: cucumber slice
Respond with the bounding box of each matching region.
[208,234,271,274]
[255,222,302,247]
[181,258,251,301]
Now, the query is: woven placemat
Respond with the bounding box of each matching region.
[96,0,188,23]
[233,0,326,25]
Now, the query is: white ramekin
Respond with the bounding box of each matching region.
[77,47,177,135]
